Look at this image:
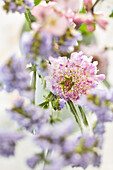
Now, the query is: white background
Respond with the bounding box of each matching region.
[0,0,113,170]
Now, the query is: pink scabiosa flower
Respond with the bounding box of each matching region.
[45,52,105,102]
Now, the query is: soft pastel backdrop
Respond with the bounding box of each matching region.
[0,0,113,170]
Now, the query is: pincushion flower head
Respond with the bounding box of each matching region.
[45,52,105,102]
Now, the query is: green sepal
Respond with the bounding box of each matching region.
[79,23,92,35]
[79,6,86,14]
[39,101,49,109]
[27,10,37,22]
[34,0,42,6]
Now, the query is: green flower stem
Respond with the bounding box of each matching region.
[67,100,83,132]
[103,78,111,88]
[43,149,50,170]
[91,0,101,13]
[24,10,31,30]
[32,66,36,104]
[78,106,89,127]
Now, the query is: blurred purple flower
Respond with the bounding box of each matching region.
[94,122,105,135]
[58,99,66,110]
[59,31,82,53]
[7,99,51,133]
[27,154,42,169]
[34,119,74,150]
[65,133,102,169]
[0,54,33,99]
[20,29,82,65]
[78,88,113,123]
[44,152,66,170]
[33,124,102,169]
[0,130,24,157]
[3,0,34,13]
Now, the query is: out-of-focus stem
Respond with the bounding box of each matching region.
[78,106,89,127]
[67,100,83,132]
[103,78,111,88]
[91,0,101,13]
[32,65,36,104]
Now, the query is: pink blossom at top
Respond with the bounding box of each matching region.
[73,13,94,29]
[31,3,69,36]
[73,12,108,31]
[80,44,108,75]
[45,52,105,102]
[84,0,92,6]
[54,0,80,11]
[84,0,92,10]
[32,2,55,22]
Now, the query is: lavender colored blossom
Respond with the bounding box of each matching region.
[27,151,66,170]
[59,31,82,53]
[36,59,49,76]
[3,0,34,13]
[62,133,102,169]
[78,88,113,122]
[72,152,101,169]
[44,152,66,170]
[24,0,34,9]
[39,31,54,58]
[16,5,25,13]
[27,154,42,169]
[93,155,101,167]
[20,29,82,64]
[0,130,24,157]
[58,99,66,110]
[33,122,102,170]
[0,54,33,99]
[34,119,74,150]
[94,122,105,135]
[7,99,51,133]
[20,31,54,63]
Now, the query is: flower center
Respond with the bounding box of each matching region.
[60,77,74,92]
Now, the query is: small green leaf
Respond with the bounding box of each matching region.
[27,10,37,22]
[24,9,37,31]
[79,6,86,14]
[79,23,91,35]
[39,101,49,109]
[109,11,113,17]
[34,0,42,6]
